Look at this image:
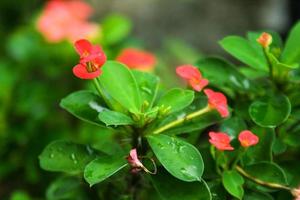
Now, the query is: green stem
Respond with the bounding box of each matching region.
[231,147,246,168]
[235,165,291,191]
[153,106,211,134]
[92,78,113,109]
[263,48,274,80]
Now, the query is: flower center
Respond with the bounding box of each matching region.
[86,62,98,73]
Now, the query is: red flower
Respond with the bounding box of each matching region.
[238,130,259,147]
[257,32,272,48]
[72,39,106,79]
[204,89,229,118]
[36,0,99,43]
[126,149,144,173]
[176,65,209,91]
[116,48,156,71]
[209,132,234,151]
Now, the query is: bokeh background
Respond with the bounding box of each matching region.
[0,0,299,199]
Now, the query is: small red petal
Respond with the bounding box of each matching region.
[116,48,156,70]
[204,89,229,118]
[176,65,201,80]
[238,130,259,147]
[74,39,93,55]
[72,64,101,79]
[209,131,234,151]
[189,78,209,91]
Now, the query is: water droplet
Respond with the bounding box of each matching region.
[70,153,78,164]
[157,143,166,149]
[49,153,54,158]
[141,87,152,95]
[180,165,199,180]
[177,113,186,120]
[86,145,94,155]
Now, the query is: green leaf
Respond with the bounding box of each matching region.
[196,57,254,92]
[244,190,274,200]
[281,21,300,65]
[132,70,160,108]
[98,110,134,126]
[151,169,211,200]
[249,94,291,128]
[220,116,247,138]
[39,140,96,174]
[156,88,194,113]
[147,134,204,182]
[242,127,275,165]
[46,177,84,200]
[102,14,132,45]
[243,162,288,185]
[84,156,127,186]
[222,170,244,200]
[60,90,106,126]
[219,36,268,71]
[99,61,142,113]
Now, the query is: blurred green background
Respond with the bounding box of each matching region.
[0,0,299,199]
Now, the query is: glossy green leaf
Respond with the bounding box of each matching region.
[98,110,134,126]
[60,90,106,126]
[102,15,132,45]
[243,162,288,185]
[151,169,211,200]
[84,155,127,186]
[132,70,160,108]
[196,57,254,92]
[281,22,300,65]
[242,127,275,165]
[220,36,268,71]
[147,134,204,182]
[222,170,244,200]
[46,176,84,200]
[249,94,291,128]
[39,140,96,174]
[99,61,142,113]
[157,88,194,113]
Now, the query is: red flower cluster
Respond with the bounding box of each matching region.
[73,39,106,79]
[176,65,209,91]
[204,89,229,118]
[175,65,229,118]
[209,130,259,151]
[37,0,99,43]
[116,48,156,71]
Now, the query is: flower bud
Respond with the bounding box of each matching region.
[257,32,272,48]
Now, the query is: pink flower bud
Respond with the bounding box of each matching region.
[257,32,272,48]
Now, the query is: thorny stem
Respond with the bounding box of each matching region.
[235,165,291,191]
[153,106,211,134]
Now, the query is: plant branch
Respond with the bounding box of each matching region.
[153,106,211,134]
[235,165,291,191]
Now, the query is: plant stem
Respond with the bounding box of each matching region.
[235,165,291,191]
[153,106,211,134]
[263,48,274,80]
[92,78,113,109]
